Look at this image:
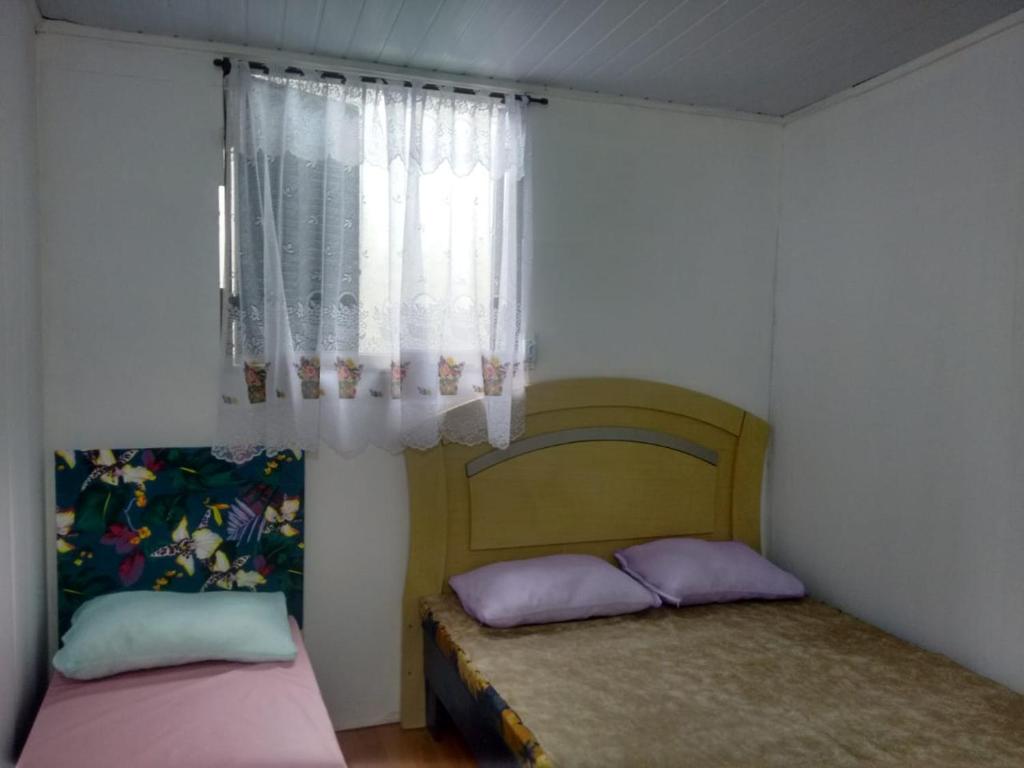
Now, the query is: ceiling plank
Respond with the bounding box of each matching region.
[617,0,776,83]
[472,0,565,77]
[280,0,326,53]
[497,0,608,80]
[429,0,527,75]
[557,0,691,86]
[376,0,446,66]
[524,0,651,82]
[206,0,248,45]
[345,0,408,62]
[402,0,486,70]
[578,0,733,89]
[244,0,287,50]
[311,0,365,57]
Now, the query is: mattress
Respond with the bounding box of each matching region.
[422,594,1024,768]
[18,618,346,768]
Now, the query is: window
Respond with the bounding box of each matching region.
[214,65,529,460]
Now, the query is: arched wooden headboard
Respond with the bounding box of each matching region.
[400,378,769,727]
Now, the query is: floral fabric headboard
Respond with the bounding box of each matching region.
[55,447,304,635]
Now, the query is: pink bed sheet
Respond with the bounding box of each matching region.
[18,619,346,768]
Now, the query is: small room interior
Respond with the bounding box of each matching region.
[1,1,1023,766]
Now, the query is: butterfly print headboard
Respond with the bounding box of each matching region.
[54,447,305,635]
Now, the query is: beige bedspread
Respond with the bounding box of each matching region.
[422,594,1024,767]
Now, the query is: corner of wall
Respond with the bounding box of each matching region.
[761,115,788,560]
[0,0,47,765]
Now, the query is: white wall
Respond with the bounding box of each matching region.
[37,31,782,728]
[0,1,46,765]
[530,100,780,416]
[771,22,1024,691]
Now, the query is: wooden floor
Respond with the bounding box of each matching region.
[337,723,475,766]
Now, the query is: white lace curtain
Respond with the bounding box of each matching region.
[214,63,530,460]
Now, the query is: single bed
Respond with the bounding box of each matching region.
[19,618,344,768]
[19,447,346,768]
[400,378,1024,767]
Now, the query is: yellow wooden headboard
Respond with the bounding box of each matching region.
[400,378,769,727]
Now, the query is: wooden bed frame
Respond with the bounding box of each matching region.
[400,378,769,738]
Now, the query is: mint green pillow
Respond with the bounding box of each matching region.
[53,591,297,680]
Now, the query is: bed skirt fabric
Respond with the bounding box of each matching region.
[423,609,552,766]
[421,594,1024,768]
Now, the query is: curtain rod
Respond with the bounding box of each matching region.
[212,58,548,106]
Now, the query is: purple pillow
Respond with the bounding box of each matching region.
[615,538,805,607]
[448,554,661,628]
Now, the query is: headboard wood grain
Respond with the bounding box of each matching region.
[400,378,769,727]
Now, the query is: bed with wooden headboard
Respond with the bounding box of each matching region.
[401,378,769,726]
[400,378,1024,768]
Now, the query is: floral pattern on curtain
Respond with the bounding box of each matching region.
[214,63,530,460]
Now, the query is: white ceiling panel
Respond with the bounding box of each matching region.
[402,0,486,71]
[206,0,248,45]
[344,0,405,62]
[497,1,607,80]
[35,0,1024,115]
[309,0,362,57]
[470,0,557,75]
[279,0,325,53]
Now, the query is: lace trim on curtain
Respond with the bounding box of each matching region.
[246,72,526,181]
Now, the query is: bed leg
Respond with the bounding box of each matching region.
[424,679,448,741]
